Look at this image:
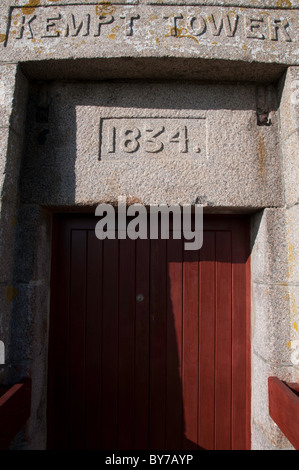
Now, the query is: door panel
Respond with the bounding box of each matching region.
[165,237,183,450]
[134,239,150,450]
[48,214,250,450]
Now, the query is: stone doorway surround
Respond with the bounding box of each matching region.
[0,0,298,450]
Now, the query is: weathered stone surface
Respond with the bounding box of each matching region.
[0,282,15,385]
[0,64,28,134]
[0,2,299,67]
[285,205,299,284]
[0,64,18,129]
[278,67,299,207]
[20,80,283,208]
[251,422,279,450]
[280,130,299,207]
[12,204,52,283]
[0,127,24,206]
[0,127,11,194]
[251,208,290,285]
[8,281,50,364]
[279,67,299,140]
[0,202,18,285]
[0,64,28,375]
[251,207,299,371]
[252,283,296,365]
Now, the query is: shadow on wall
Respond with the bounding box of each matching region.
[0,81,57,449]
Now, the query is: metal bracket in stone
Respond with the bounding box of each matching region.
[256,85,273,126]
[257,110,272,126]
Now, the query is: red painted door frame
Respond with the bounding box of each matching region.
[47,213,251,450]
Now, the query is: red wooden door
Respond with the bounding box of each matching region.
[47,214,250,450]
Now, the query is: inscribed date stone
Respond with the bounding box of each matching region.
[99,117,207,161]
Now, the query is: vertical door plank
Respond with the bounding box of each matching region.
[48,217,71,449]
[149,238,167,449]
[118,238,136,449]
[68,229,87,449]
[165,238,183,449]
[198,231,216,450]
[215,231,232,450]
[101,238,119,449]
[245,232,251,451]
[135,238,150,450]
[85,231,103,449]
[182,248,199,449]
[231,222,249,450]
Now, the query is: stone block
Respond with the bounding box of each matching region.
[8,281,50,365]
[278,67,299,206]
[26,346,48,450]
[0,125,26,284]
[10,67,28,136]
[285,204,299,286]
[279,67,299,141]
[20,80,283,208]
[251,421,288,451]
[0,2,10,46]
[12,204,52,284]
[0,127,10,192]
[252,283,296,365]
[0,201,18,284]
[0,126,24,206]
[0,64,18,129]
[280,129,299,207]
[251,208,290,285]
[0,283,13,357]
[0,64,28,135]
[0,2,298,68]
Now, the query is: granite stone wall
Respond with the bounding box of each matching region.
[0,0,299,450]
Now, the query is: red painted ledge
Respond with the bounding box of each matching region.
[0,378,32,450]
[268,376,299,450]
